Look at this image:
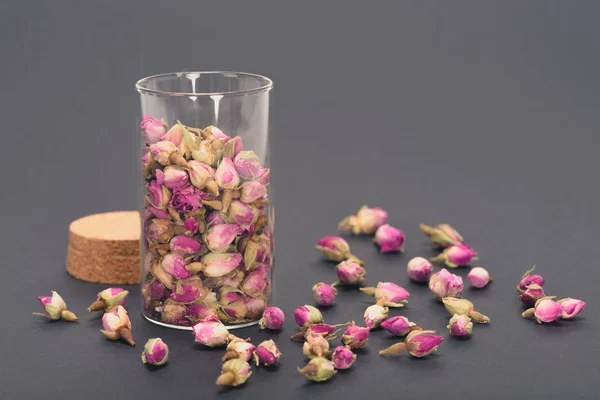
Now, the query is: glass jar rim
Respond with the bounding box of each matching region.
[135,71,273,97]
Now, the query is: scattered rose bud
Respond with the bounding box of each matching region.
[297,357,337,382]
[419,223,464,248]
[447,314,473,336]
[430,244,478,268]
[216,359,252,387]
[379,330,443,358]
[557,298,586,319]
[381,316,418,336]
[360,282,410,307]
[254,339,282,366]
[141,115,166,144]
[184,217,199,233]
[364,303,389,330]
[303,331,331,359]
[429,268,463,300]
[240,181,267,203]
[338,205,388,235]
[163,166,189,189]
[407,257,433,282]
[519,284,545,306]
[34,291,78,321]
[467,267,492,288]
[341,322,370,349]
[334,260,366,286]
[516,266,545,293]
[374,224,405,253]
[522,296,563,323]
[442,297,491,323]
[222,338,256,362]
[101,306,135,346]
[234,150,261,180]
[313,282,337,306]
[331,346,356,369]
[169,235,202,255]
[259,306,285,330]
[141,338,169,366]
[161,253,192,279]
[192,315,234,347]
[87,288,129,312]
[205,224,243,253]
[199,252,243,277]
[294,305,324,329]
[149,141,177,166]
[315,236,363,264]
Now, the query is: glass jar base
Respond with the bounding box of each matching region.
[142,314,259,330]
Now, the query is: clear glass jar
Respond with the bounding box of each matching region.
[136,72,273,329]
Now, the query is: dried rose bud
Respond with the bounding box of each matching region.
[215,157,240,190]
[291,323,346,341]
[87,288,129,312]
[149,141,177,165]
[141,338,169,366]
[360,282,410,307]
[146,204,171,220]
[379,330,443,358]
[522,296,563,323]
[254,339,282,366]
[374,224,405,253]
[222,338,256,362]
[162,166,189,189]
[187,160,218,194]
[160,299,188,325]
[161,123,184,146]
[229,200,258,226]
[335,260,366,285]
[222,136,244,159]
[216,359,252,387]
[205,211,226,229]
[259,306,285,330]
[519,283,545,306]
[557,298,586,319]
[442,297,491,323]
[294,305,324,329]
[144,279,167,300]
[141,115,166,144]
[199,252,242,277]
[407,257,433,282]
[161,253,191,279]
[430,244,478,268]
[184,217,199,233]
[364,303,389,330]
[205,224,242,253]
[205,125,230,141]
[169,185,206,212]
[447,314,473,336]
[331,346,356,369]
[192,315,234,347]
[240,181,267,203]
[241,266,269,297]
[255,168,270,185]
[34,291,78,321]
[169,235,202,255]
[338,205,388,235]
[429,268,463,300]
[315,236,362,264]
[147,180,172,209]
[313,282,337,306]
[467,267,492,288]
[219,301,248,320]
[234,151,261,180]
[419,223,464,248]
[341,322,370,349]
[101,306,135,346]
[516,266,545,293]
[187,303,217,322]
[303,331,331,359]
[170,276,206,303]
[297,357,337,382]
[145,219,174,243]
[381,316,418,336]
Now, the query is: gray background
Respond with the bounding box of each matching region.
[1,1,598,399]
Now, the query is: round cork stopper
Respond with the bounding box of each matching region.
[67,211,142,284]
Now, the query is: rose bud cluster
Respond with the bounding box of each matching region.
[338,205,388,235]
[379,330,443,358]
[101,306,135,346]
[141,338,169,366]
[373,224,405,253]
[419,223,464,248]
[87,288,129,312]
[429,268,463,300]
[34,291,78,322]
[141,120,273,327]
[360,282,410,307]
[442,297,491,323]
[313,282,337,306]
[315,236,364,264]
[430,244,478,268]
[407,257,433,282]
[467,267,492,288]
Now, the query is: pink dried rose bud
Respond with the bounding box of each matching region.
[240,266,269,297]
[315,236,363,264]
[162,166,189,189]
[223,136,244,159]
[557,298,586,319]
[254,339,282,366]
[419,223,464,248]
[141,338,169,366]
[205,211,226,229]
[234,150,261,180]
[255,168,270,185]
[147,180,172,209]
[522,296,563,323]
[187,160,218,194]
[364,303,389,330]
[290,323,347,341]
[381,316,419,336]
[519,284,545,306]
[192,315,235,347]
[215,157,240,190]
[149,141,178,166]
[407,257,433,282]
[87,288,129,312]
[205,125,231,141]
[184,217,199,233]
[240,181,267,203]
[313,282,337,306]
[205,224,243,253]
[198,252,242,277]
[303,331,331,359]
[216,359,252,387]
[145,219,174,243]
[429,268,463,300]
[374,224,405,253]
[243,296,266,320]
[187,303,217,322]
[338,205,388,235]
[160,300,188,325]
[447,314,473,336]
[160,123,184,146]
[360,282,410,307]
[169,235,202,255]
[467,267,492,288]
[101,306,135,346]
[145,279,167,300]
[294,305,324,329]
[341,322,370,349]
[169,185,206,212]
[331,346,356,369]
[259,306,285,330]
[222,338,256,362]
[170,276,206,303]
[379,330,443,358]
[141,115,166,144]
[161,253,192,279]
[229,200,258,226]
[334,260,366,285]
[146,204,171,220]
[516,266,545,293]
[442,297,491,323]
[297,357,337,382]
[430,244,478,268]
[34,291,78,321]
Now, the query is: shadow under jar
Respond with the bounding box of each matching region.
[136,72,273,329]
